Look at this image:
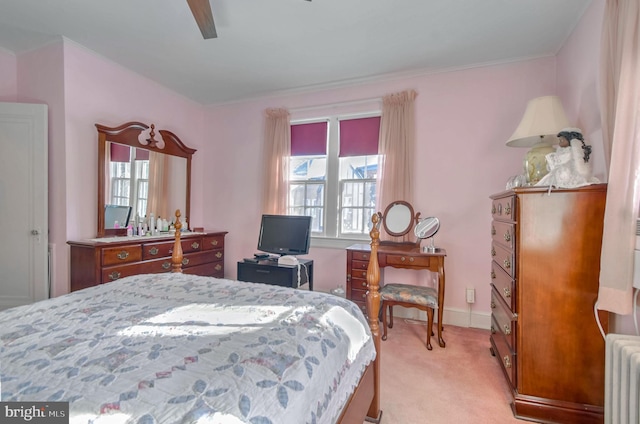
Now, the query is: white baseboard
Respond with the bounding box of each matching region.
[389,305,491,330]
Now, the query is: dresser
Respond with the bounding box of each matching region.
[346,243,447,347]
[489,185,608,423]
[68,231,227,292]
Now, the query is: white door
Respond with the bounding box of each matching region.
[0,102,48,310]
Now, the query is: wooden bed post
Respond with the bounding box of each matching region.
[171,209,184,273]
[365,213,383,423]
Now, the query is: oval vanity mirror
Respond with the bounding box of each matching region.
[382,201,416,237]
[414,217,440,239]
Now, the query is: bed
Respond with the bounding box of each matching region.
[0,212,383,424]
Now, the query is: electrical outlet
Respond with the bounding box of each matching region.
[466,288,475,304]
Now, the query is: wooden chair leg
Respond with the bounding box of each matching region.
[382,301,389,341]
[426,307,434,351]
[388,304,394,329]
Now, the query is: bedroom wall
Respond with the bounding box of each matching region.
[0,48,17,101]
[14,39,206,296]
[202,57,559,328]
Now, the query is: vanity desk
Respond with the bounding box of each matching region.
[346,243,446,347]
[68,231,227,292]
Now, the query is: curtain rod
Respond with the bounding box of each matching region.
[288,96,382,113]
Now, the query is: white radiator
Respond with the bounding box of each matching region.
[605,334,640,424]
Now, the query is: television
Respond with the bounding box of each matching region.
[257,214,312,256]
[104,204,132,229]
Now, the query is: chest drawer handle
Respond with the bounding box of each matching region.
[491,270,496,279]
[210,240,218,246]
[504,231,511,242]
[490,301,496,309]
[503,355,511,369]
[360,281,368,288]
[116,251,129,260]
[503,324,511,335]
[491,226,496,236]
[182,258,190,265]
[503,287,511,298]
[215,264,222,271]
[215,252,223,259]
[162,262,171,270]
[491,325,496,334]
[503,258,511,269]
[491,247,496,257]
[504,204,511,215]
[149,247,159,255]
[191,242,200,249]
[497,204,503,215]
[108,271,121,280]
[491,204,496,214]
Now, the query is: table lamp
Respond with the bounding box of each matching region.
[506,96,571,184]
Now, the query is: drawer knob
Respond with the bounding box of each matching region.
[401,256,406,262]
[149,247,159,255]
[491,226,496,236]
[215,264,222,271]
[409,257,414,262]
[491,270,496,279]
[503,258,511,269]
[210,240,218,246]
[491,247,496,257]
[215,252,223,259]
[504,231,511,242]
[116,251,129,260]
[360,281,368,288]
[490,301,496,309]
[503,355,511,368]
[347,273,351,282]
[191,242,200,249]
[503,287,511,298]
[491,205,496,214]
[503,324,511,335]
[497,204,503,215]
[162,262,171,270]
[363,254,368,260]
[182,258,190,265]
[504,204,511,215]
[108,271,121,280]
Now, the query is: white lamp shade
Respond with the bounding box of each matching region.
[506,96,571,147]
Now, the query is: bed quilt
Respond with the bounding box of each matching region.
[0,273,375,424]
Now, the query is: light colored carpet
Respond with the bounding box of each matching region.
[374,319,522,424]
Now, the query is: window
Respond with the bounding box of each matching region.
[109,144,149,219]
[289,114,380,240]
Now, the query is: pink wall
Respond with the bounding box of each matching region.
[0,48,17,101]
[202,57,558,327]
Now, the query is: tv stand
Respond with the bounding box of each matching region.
[237,258,313,290]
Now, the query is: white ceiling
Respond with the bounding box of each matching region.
[0,0,592,106]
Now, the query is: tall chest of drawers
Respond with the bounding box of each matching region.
[490,184,608,424]
[68,231,227,292]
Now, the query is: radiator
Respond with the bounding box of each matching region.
[605,334,640,424]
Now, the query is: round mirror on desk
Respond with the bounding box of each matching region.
[382,201,416,237]
[415,217,441,253]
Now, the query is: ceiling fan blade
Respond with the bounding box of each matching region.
[186,0,217,39]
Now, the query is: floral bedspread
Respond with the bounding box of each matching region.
[0,273,375,424]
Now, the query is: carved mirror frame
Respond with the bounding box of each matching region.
[96,122,196,237]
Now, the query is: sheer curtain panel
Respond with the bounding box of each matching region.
[262,108,291,215]
[597,0,640,315]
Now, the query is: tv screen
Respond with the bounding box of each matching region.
[257,214,312,256]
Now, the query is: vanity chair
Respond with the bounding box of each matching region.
[378,201,441,350]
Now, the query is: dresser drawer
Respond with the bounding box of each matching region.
[102,245,142,266]
[490,321,516,388]
[351,251,372,261]
[101,262,145,282]
[491,288,517,350]
[386,254,430,267]
[491,220,515,250]
[202,234,225,250]
[185,261,223,278]
[491,261,516,311]
[351,277,369,291]
[351,287,369,305]
[492,196,515,221]
[351,259,369,271]
[491,241,515,278]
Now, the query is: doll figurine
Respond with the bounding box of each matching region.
[535,128,600,188]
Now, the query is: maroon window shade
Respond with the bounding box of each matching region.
[110,143,130,162]
[291,122,328,156]
[339,116,380,157]
[135,148,149,161]
[109,144,149,162]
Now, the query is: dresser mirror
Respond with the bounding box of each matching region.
[379,200,422,246]
[96,122,196,237]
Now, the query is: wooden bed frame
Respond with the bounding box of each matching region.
[169,210,383,423]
